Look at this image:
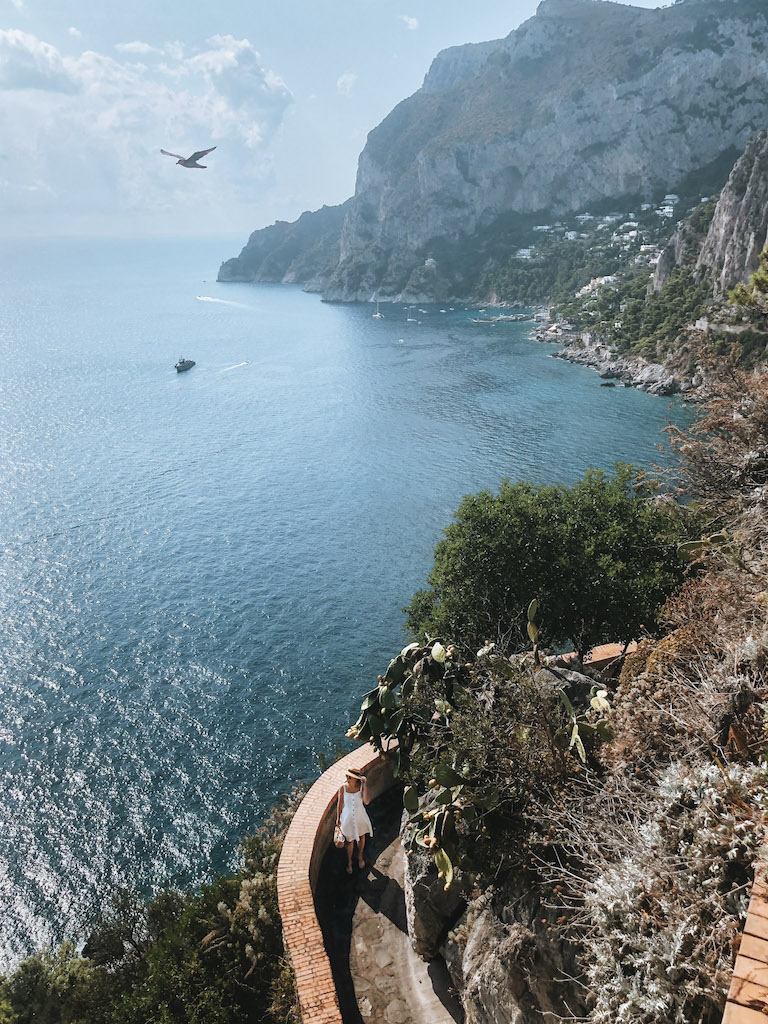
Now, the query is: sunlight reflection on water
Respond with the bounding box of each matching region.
[0,237,689,964]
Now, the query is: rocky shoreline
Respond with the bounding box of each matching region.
[541,330,702,398]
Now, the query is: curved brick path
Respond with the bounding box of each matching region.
[277,744,393,1024]
[275,645,632,1024]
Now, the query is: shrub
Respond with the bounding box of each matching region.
[0,791,304,1024]
[405,465,691,658]
[730,244,768,322]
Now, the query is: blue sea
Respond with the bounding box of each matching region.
[0,236,686,965]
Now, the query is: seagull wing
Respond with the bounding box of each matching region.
[161,149,185,160]
[188,147,216,162]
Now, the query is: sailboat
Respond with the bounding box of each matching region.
[372,297,384,319]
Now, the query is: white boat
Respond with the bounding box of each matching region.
[372,299,383,319]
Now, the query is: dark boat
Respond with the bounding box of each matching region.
[175,357,195,373]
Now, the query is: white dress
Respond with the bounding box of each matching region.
[339,786,373,842]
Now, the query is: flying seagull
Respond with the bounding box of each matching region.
[161,146,216,168]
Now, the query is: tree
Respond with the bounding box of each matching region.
[3,944,103,1024]
[730,245,768,319]
[405,465,690,658]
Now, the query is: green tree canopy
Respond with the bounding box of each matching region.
[0,795,302,1024]
[405,465,690,658]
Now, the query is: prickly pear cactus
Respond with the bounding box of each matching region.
[348,612,615,887]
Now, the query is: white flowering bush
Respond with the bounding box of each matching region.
[585,762,766,1024]
[529,756,768,1024]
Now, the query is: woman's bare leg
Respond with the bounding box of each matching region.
[345,840,353,873]
[357,834,366,867]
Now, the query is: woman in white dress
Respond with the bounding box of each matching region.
[336,768,373,874]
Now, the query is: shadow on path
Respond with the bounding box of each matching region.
[315,786,463,1024]
[315,787,401,1023]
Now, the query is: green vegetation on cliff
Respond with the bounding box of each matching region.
[549,199,718,360]
[582,263,711,359]
[405,465,690,658]
[0,797,302,1024]
[486,235,630,307]
[348,368,768,1023]
[731,243,768,319]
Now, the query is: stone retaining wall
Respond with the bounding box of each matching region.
[276,743,395,1024]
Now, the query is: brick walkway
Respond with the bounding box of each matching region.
[349,837,462,1024]
[274,642,681,1024]
[277,744,394,1024]
[724,873,768,1022]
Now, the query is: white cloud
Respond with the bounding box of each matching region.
[163,40,185,62]
[399,15,419,30]
[0,30,78,91]
[114,41,162,56]
[0,31,294,226]
[9,0,23,10]
[336,71,357,95]
[68,27,82,39]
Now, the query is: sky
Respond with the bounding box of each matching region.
[1,0,666,237]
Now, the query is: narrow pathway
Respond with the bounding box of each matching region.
[724,873,768,1023]
[316,789,463,1024]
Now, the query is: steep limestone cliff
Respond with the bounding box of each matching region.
[652,130,768,295]
[697,130,768,294]
[218,202,349,291]
[220,0,768,302]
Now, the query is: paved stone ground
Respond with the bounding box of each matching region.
[316,789,463,1024]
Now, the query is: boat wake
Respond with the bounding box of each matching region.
[196,296,254,310]
[221,361,251,372]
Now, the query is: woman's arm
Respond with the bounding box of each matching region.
[336,786,342,824]
[362,778,370,805]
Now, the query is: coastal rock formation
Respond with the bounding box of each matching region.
[403,844,466,959]
[217,202,349,290]
[654,130,768,295]
[553,334,690,395]
[696,130,768,294]
[441,894,585,1024]
[220,0,768,303]
[403,816,584,1024]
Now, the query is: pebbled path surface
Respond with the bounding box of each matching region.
[315,788,463,1024]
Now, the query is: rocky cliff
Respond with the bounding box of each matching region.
[220,0,768,303]
[653,130,768,295]
[217,202,349,290]
[697,130,768,294]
